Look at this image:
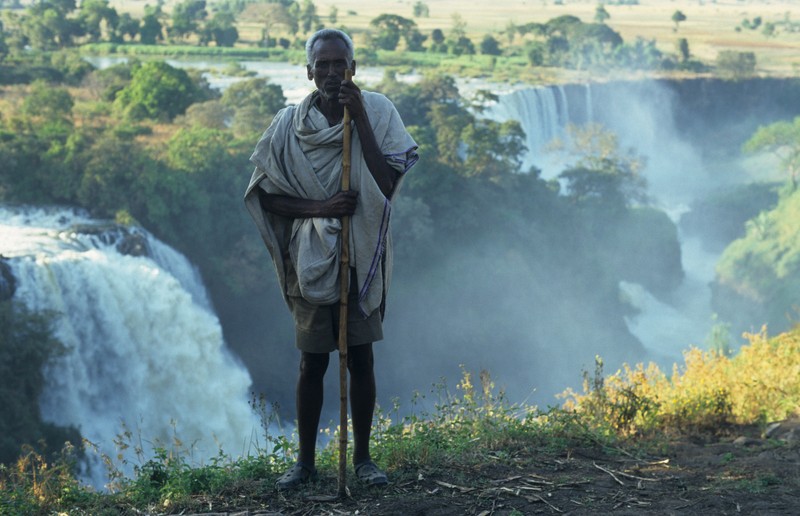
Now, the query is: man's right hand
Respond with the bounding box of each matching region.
[323,190,358,218]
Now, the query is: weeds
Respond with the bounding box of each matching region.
[2,327,800,513]
[562,327,800,437]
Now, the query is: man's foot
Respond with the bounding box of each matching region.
[275,462,317,490]
[355,460,388,487]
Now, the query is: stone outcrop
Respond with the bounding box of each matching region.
[0,256,15,301]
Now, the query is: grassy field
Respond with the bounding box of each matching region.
[104,0,800,76]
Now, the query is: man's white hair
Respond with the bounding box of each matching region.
[305,29,355,65]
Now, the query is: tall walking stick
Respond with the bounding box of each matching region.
[337,69,354,498]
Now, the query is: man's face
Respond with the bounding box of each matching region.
[307,37,354,101]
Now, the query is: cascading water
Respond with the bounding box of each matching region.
[484,81,724,363]
[485,85,575,173]
[0,205,258,487]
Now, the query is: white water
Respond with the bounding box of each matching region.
[485,82,726,364]
[0,205,258,487]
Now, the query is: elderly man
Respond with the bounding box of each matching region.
[244,28,418,490]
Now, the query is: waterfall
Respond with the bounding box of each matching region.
[0,205,258,487]
[484,86,570,172]
[485,81,724,363]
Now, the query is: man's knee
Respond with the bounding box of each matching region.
[300,351,330,379]
[347,343,374,375]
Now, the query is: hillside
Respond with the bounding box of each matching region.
[3,328,800,514]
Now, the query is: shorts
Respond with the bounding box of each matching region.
[286,271,383,353]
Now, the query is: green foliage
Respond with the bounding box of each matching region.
[552,123,647,208]
[20,0,81,50]
[370,13,418,52]
[412,1,429,18]
[169,0,208,42]
[20,79,74,123]
[77,0,118,43]
[743,116,800,188]
[220,77,286,137]
[716,50,757,80]
[140,4,165,45]
[200,9,239,47]
[298,0,321,33]
[594,4,610,24]
[479,34,502,56]
[671,10,687,31]
[715,187,800,332]
[680,182,780,250]
[0,301,80,464]
[676,37,690,62]
[113,61,200,120]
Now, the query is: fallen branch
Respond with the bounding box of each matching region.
[593,462,625,485]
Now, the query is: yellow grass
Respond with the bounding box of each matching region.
[98,1,797,76]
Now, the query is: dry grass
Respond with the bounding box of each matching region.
[99,1,800,75]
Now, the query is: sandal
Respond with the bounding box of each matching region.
[355,460,388,487]
[275,462,317,490]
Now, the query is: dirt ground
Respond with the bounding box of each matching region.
[183,422,800,516]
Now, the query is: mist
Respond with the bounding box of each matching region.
[360,77,800,416]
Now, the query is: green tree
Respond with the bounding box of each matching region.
[743,116,800,189]
[299,0,320,33]
[221,77,286,137]
[429,28,446,52]
[412,1,429,18]
[553,123,647,208]
[139,4,164,44]
[75,132,155,215]
[479,34,502,56]
[328,5,337,24]
[594,4,610,24]
[242,2,297,47]
[114,61,200,120]
[113,12,140,42]
[200,9,238,46]
[671,10,686,32]
[716,50,756,80]
[0,300,80,464]
[0,20,9,62]
[21,0,82,49]
[676,37,690,62]
[77,0,118,43]
[462,119,526,177]
[20,79,73,124]
[442,12,475,55]
[370,13,417,51]
[169,0,207,41]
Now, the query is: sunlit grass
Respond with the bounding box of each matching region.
[2,327,799,513]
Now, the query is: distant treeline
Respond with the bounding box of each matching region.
[0,0,760,78]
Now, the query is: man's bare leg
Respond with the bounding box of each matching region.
[297,351,330,467]
[347,343,375,466]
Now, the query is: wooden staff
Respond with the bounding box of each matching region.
[337,68,353,498]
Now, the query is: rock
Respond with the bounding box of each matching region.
[733,436,761,446]
[116,231,150,257]
[0,256,15,301]
[764,418,800,442]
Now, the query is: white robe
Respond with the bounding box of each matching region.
[244,90,418,317]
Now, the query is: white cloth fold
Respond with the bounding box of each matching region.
[245,90,418,316]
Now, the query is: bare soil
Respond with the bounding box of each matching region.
[183,424,800,516]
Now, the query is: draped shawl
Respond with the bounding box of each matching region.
[244,90,418,317]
